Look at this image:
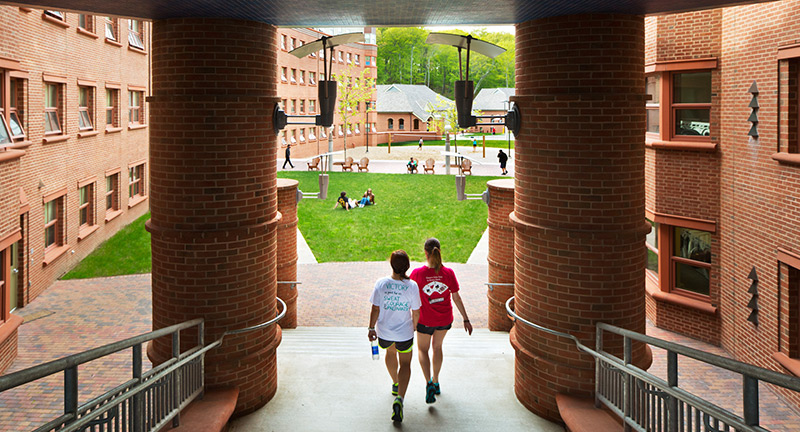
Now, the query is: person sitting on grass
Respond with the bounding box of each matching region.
[358,188,376,207]
[407,158,418,173]
[333,191,357,210]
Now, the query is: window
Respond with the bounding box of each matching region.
[281,67,287,82]
[79,183,94,228]
[129,164,145,200]
[309,129,316,140]
[291,99,296,114]
[372,123,377,133]
[645,59,716,145]
[78,14,94,32]
[0,113,10,147]
[290,130,297,143]
[778,250,800,368]
[309,72,316,85]
[355,54,360,65]
[309,100,316,113]
[299,129,305,142]
[281,131,287,145]
[290,69,297,84]
[129,90,143,125]
[338,125,343,136]
[321,127,327,138]
[281,34,286,50]
[338,51,343,63]
[347,53,352,64]
[355,124,360,134]
[128,20,144,50]
[78,86,94,130]
[299,70,305,85]
[414,119,420,130]
[399,118,405,130]
[43,83,62,134]
[299,99,305,113]
[106,88,119,128]
[347,125,352,135]
[289,38,295,50]
[388,118,393,130]
[366,56,371,66]
[356,102,360,111]
[8,78,25,141]
[44,197,63,250]
[104,17,117,41]
[105,173,119,213]
[646,216,713,299]
[45,10,64,20]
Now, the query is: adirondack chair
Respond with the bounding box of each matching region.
[341,156,355,171]
[357,157,369,172]
[424,158,435,174]
[461,159,472,175]
[307,157,320,171]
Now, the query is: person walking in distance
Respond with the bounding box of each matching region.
[410,238,472,404]
[368,250,421,423]
[497,149,508,175]
[418,137,424,150]
[282,142,294,169]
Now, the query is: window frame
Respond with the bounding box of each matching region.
[105,86,120,130]
[43,82,62,135]
[127,162,147,208]
[78,85,94,131]
[128,19,145,50]
[129,90,143,125]
[77,179,98,239]
[104,16,118,42]
[644,58,717,149]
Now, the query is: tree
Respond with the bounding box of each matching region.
[334,65,376,159]
[426,96,461,150]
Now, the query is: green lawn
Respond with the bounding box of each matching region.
[381,139,514,149]
[62,212,152,279]
[62,172,500,279]
[285,172,499,262]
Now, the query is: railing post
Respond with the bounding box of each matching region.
[199,320,205,399]
[623,336,632,432]
[64,366,78,424]
[667,350,679,432]
[173,331,181,427]
[595,325,603,408]
[743,375,759,427]
[132,344,143,432]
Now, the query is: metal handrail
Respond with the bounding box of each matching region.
[485,282,513,292]
[0,318,203,393]
[504,297,596,357]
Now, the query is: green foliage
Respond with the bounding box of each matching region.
[377,27,515,99]
[62,212,152,279]
[334,66,376,159]
[281,172,500,262]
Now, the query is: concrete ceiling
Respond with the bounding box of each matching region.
[3,0,775,25]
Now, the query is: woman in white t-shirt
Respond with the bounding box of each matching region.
[368,250,421,423]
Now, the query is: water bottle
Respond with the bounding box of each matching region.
[371,339,379,360]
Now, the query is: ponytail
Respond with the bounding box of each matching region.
[424,238,443,271]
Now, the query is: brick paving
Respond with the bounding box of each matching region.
[2,267,800,430]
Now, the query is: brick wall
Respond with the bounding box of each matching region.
[0,7,149,370]
[276,28,376,159]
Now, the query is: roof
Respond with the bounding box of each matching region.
[376,85,452,121]
[472,88,515,112]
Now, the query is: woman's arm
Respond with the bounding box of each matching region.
[451,292,473,335]
[412,309,420,331]
[368,305,380,341]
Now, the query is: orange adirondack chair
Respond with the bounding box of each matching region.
[341,156,355,171]
[424,158,435,174]
[307,157,320,171]
[357,157,369,172]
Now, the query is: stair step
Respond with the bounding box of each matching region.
[166,387,239,432]
[556,393,621,432]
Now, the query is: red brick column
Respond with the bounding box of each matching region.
[487,179,515,331]
[146,18,281,416]
[276,178,299,328]
[510,14,650,421]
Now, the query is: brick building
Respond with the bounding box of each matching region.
[644,0,800,407]
[277,27,377,159]
[374,84,450,145]
[0,7,150,373]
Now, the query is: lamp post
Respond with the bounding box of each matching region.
[445,124,452,175]
[504,100,511,157]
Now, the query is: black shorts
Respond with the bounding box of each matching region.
[378,337,414,353]
[416,322,452,335]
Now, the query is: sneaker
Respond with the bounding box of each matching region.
[391,383,399,396]
[433,382,440,395]
[425,380,436,404]
[392,397,403,423]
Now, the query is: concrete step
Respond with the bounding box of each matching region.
[166,387,238,432]
[556,394,621,432]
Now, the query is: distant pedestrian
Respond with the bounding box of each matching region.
[498,149,508,175]
[472,138,477,152]
[368,250,421,423]
[491,127,495,135]
[283,143,294,169]
[418,138,423,150]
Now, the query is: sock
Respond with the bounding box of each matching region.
[396,395,403,403]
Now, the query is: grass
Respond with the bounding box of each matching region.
[62,212,152,279]
[61,172,502,279]
[381,139,515,149]
[281,171,501,262]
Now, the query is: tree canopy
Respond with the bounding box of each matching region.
[377,27,515,99]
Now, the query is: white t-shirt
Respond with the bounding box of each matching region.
[370,277,421,342]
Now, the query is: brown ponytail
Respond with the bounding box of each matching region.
[424,238,442,271]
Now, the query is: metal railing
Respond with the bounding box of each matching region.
[0,297,286,432]
[505,297,800,432]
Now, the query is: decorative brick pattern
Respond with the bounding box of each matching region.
[276,178,298,328]
[512,14,649,422]
[146,18,281,416]
[486,178,514,331]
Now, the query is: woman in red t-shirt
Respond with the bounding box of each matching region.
[410,238,472,404]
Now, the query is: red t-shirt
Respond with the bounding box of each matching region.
[410,265,460,327]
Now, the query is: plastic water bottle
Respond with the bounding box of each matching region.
[371,339,379,360]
